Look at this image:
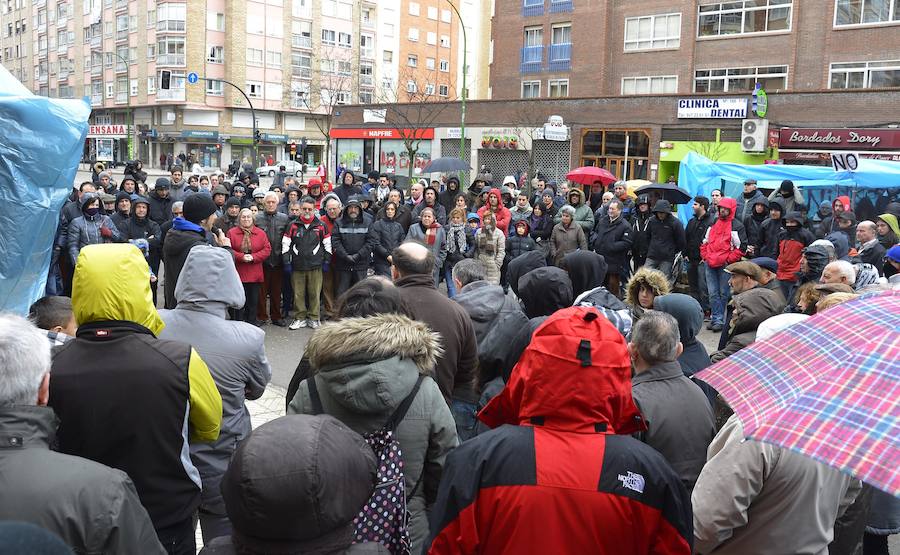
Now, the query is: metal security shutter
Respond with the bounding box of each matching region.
[476,148,529,186]
[440,138,471,164]
[532,139,571,183]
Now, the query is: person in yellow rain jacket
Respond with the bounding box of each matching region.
[49,242,223,555]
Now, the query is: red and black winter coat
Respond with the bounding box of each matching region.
[426,307,692,555]
[700,197,746,269]
[776,223,816,282]
[282,218,327,271]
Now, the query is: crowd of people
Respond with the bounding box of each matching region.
[1,161,898,554]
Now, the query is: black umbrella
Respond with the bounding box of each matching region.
[421,157,470,173]
[634,182,693,205]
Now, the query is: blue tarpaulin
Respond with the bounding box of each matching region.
[0,65,90,314]
[675,152,900,224]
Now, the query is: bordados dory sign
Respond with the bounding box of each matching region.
[677,98,747,119]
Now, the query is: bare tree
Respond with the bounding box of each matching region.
[379,68,455,179]
[687,140,728,162]
[509,103,553,199]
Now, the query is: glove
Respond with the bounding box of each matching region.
[100,226,112,239]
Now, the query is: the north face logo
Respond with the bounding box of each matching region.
[617,471,645,493]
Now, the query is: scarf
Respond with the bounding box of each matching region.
[447,223,468,254]
[172,217,204,233]
[422,222,440,246]
[240,227,253,253]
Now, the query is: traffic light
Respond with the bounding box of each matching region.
[160,70,171,90]
[215,143,222,151]
[290,142,297,154]
[254,129,261,143]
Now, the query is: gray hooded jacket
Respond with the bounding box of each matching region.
[159,245,271,511]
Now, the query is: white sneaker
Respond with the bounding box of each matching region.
[288,319,306,330]
[308,320,320,329]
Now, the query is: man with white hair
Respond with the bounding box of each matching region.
[821,260,856,287]
[0,314,164,554]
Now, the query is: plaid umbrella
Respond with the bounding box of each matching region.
[695,290,900,497]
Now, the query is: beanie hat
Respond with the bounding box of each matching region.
[183,194,218,223]
[225,197,242,210]
[131,195,150,208]
[155,177,171,189]
[779,179,794,194]
[886,244,900,263]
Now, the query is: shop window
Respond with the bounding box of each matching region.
[580,129,651,180]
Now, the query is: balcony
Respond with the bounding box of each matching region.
[115,91,128,103]
[157,87,185,101]
[292,66,311,79]
[157,20,186,33]
[116,29,129,42]
[91,93,103,106]
[115,0,128,10]
[90,35,101,48]
[360,48,375,60]
[115,61,128,73]
[91,64,102,76]
[34,0,46,6]
[522,0,543,17]
[291,35,312,49]
[57,42,68,54]
[361,18,375,30]
[157,54,185,66]
[359,74,374,86]
[548,43,571,71]
[38,47,48,58]
[549,0,573,13]
[520,45,543,74]
[58,69,69,81]
[38,73,49,84]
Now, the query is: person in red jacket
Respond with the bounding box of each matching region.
[776,211,816,301]
[700,197,746,332]
[476,188,512,236]
[426,306,693,555]
[227,208,272,325]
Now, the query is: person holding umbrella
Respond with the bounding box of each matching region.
[645,200,686,279]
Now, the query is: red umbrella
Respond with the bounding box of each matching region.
[565,166,617,187]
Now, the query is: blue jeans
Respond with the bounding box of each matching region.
[450,399,478,442]
[705,265,730,326]
[444,267,457,298]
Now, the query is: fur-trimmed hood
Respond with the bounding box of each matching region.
[306,313,442,374]
[625,266,671,308]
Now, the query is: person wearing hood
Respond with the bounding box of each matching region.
[507,249,547,299]
[563,250,633,337]
[199,414,385,555]
[646,199,687,278]
[276,185,300,215]
[121,196,162,298]
[593,198,633,297]
[699,197,747,331]
[653,293,711,378]
[509,191,534,227]
[629,310,716,493]
[438,175,462,215]
[818,196,851,238]
[505,219,537,261]
[554,187,594,235]
[518,266,575,319]
[710,286,785,363]
[824,230,852,262]
[163,194,229,310]
[427,306,693,555]
[834,210,858,243]
[625,266,671,324]
[412,185,448,225]
[735,178,767,222]
[813,200,833,238]
[472,211,506,284]
[549,205,588,267]
[776,212,817,301]
[159,246,271,543]
[148,177,175,225]
[876,212,900,249]
[442,208,474,297]
[219,197,242,232]
[49,244,223,554]
[110,190,133,232]
[528,201,554,249]
[333,170,362,206]
[288,278,458,553]
[756,199,784,259]
[785,245,832,312]
[476,187,512,235]
[368,200,407,277]
[743,197,770,257]
[768,179,804,214]
[66,192,125,265]
[332,195,375,297]
[406,207,448,286]
[211,185,229,214]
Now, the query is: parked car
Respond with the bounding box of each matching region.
[256,160,304,177]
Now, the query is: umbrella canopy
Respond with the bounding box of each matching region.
[634,182,693,205]
[421,157,470,174]
[695,290,900,497]
[566,166,617,187]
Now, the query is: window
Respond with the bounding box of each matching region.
[384,23,394,37]
[441,9,452,22]
[322,0,336,16]
[157,37,186,66]
[157,3,186,32]
[246,13,264,35]
[407,80,418,93]
[359,90,373,103]
[835,0,900,25]
[551,23,571,45]
[322,29,336,44]
[427,6,438,19]
[698,1,792,37]
[147,44,156,61]
[439,84,449,96]
[321,88,350,104]
[247,81,263,98]
[427,31,437,45]
[130,78,138,96]
[425,83,435,95]
[320,59,336,73]
[524,26,543,47]
[521,80,540,98]
[292,0,312,18]
[266,50,282,67]
[204,79,223,96]
[207,45,224,63]
[408,27,419,41]
[266,18,282,38]
[207,12,224,31]
[548,78,569,97]
[338,32,351,47]
[624,13,680,50]
[694,65,788,92]
[407,54,417,67]
[384,50,393,62]
[440,34,450,47]
[830,59,900,89]
[439,59,449,72]
[246,48,263,65]
[360,34,374,58]
[147,76,156,94]
[426,57,435,69]
[360,62,373,85]
[621,75,677,94]
[409,2,420,16]
[337,60,351,75]
[105,82,113,98]
[147,9,155,28]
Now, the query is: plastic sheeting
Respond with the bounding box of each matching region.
[675,152,900,224]
[0,65,90,314]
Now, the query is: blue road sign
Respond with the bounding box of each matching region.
[187,72,199,84]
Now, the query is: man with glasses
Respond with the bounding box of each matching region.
[283,197,327,330]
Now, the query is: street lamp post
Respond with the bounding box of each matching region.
[445,0,466,169]
[110,51,133,161]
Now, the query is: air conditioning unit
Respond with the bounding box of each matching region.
[741,118,768,152]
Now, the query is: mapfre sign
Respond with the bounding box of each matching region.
[88,124,128,138]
